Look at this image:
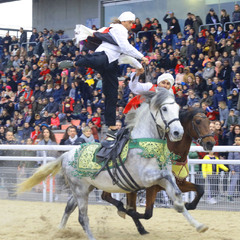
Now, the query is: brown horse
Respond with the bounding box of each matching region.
[101,108,216,234]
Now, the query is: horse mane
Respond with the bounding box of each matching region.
[126,88,174,130]
[179,107,204,123]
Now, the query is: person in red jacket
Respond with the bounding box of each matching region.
[30,124,41,144]
[62,96,74,122]
[92,112,101,129]
[50,113,60,130]
[39,63,50,81]
[23,85,33,102]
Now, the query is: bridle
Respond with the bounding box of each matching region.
[191,114,214,145]
[150,102,180,139]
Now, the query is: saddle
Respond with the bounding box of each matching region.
[95,127,141,191]
[96,127,130,164]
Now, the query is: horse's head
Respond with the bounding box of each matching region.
[182,108,215,151]
[148,88,184,142]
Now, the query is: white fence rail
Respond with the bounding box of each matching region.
[0,145,240,211]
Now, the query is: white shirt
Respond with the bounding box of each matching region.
[129,73,174,94]
[96,24,144,63]
[129,73,153,95]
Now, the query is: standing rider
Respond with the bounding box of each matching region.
[59,12,148,139]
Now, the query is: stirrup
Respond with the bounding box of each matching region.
[106,129,118,140]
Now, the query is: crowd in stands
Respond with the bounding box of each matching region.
[0,4,240,168]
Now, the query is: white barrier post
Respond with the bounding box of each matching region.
[43,151,47,202]
[49,175,53,203]
[189,163,195,201]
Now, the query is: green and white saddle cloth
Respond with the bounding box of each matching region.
[69,138,179,179]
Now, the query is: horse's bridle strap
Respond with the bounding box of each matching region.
[151,101,179,135]
[192,114,214,144]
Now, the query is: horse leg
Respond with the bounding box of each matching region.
[156,172,208,232]
[127,186,162,220]
[101,191,149,235]
[101,191,126,217]
[154,170,184,213]
[76,188,96,240]
[178,181,204,210]
[181,208,208,232]
[59,195,78,229]
[66,178,96,240]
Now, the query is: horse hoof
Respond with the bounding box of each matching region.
[117,211,126,219]
[197,224,209,233]
[185,202,196,210]
[139,229,149,235]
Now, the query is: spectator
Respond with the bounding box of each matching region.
[202,62,215,81]
[228,136,240,201]
[1,131,19,198]
[80,126,95,143]
[228,88,239,110]
[50,113,60,130]
[202,151,228,204]
[184,12,193,27]
[19,27,27,47]
[218,101,229,128]
[215,26,226,43]
[232,4,240,22]
[21,122,33,143]
[3,32,12,50]
[191,14,203,36]
[30,124,41,144]
[220,9,230,27]
[36,128,58,164]
[132,17,142,34]
[64,126,85,145]
[163,11,175,30]
[213,84,227,109]
[206,8,219,26]
[219,60,232,90]
[29,28,39,45]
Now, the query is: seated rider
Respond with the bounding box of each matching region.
[124,69,175,113]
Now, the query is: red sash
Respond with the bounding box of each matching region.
[123,85,156,114]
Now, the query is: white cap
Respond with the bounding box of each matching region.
[118,11,136,22]
[157,73,174,87]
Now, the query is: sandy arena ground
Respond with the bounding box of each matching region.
[0,200,239,240]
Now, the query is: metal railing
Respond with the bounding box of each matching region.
[224,20,240,31]
[56,38,73,46]
[137,30,156,38]
[0,145,240,211]
[198,23,222,33]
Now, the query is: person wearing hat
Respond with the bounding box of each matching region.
[206,8,219,25]
[59,11,148,139]
[123,69,175,114]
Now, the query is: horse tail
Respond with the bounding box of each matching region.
[17,154,63,193]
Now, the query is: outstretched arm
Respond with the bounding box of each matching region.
[129,69,153,95]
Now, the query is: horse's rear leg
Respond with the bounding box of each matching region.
[101,191,148,235]
[76,190,96,240]
[101,191,126,216]
[59,195,78,229]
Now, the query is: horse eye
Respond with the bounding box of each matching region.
[196,119,201,124]
[162,106,167,111]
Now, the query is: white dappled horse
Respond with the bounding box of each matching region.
[18,88,185,240]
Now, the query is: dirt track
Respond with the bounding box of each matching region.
[0,200,238,240]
